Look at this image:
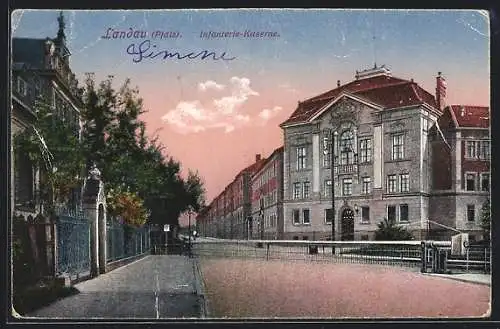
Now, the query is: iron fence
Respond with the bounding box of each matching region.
[106,219,150,262]
[191,239,423,268]
[192,238,491,274]
[55,214,90,278]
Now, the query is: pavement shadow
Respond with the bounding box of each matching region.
[13,283,81,316]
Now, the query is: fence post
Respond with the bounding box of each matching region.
[420,241,426,273]
[266,242,270,261]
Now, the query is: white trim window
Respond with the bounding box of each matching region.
[387,205,396,222]
[17,76,27,96]
[324,179,332,198]
[297,146,307,169]
[359,138,372,163]
[362,177,371,194]
[480,141,490,160]
[342,178,353,196]
[303,181,311,199]
[392,134,404,160]
[292,209,300,225]
[302,209,311,224]
[325,208,333,224]
[293,182,301,199]
[467,205,475,222]
[465,173,476,191]
[323,136,331,167]
[399,204,409,222]
[361,206,370,223]
[387,174,397,193]
[400,173,409,192]
[481,173,490,192]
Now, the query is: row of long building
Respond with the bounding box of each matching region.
[196,65,490,242]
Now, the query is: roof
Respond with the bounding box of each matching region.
[251,146,284,180]
[448,105,490,128]
[12,38,48,69]
[281,74,438,127]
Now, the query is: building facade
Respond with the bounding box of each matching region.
[198,155,266,239]
[197,66,490,242]
[429,105,490,241]
[251,147,284,240]
[279,66,443,241]
[11,12,83,219]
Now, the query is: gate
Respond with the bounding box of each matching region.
[56,214,90,278]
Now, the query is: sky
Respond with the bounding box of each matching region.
[11,9,490,223]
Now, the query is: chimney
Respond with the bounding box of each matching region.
[337,80,341,87]
[255,154,261,162]
[435,72,447,111]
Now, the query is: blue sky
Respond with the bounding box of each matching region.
[11,9,490,204]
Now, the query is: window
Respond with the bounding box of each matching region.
[297,146,307,169]
[340,130,355,165]
[323,136,331,167]
[480,141,490,160]
[466,141,477,158]
[303,209,310,224]
[359,138,372,163]
[392,134,404,160]
[362,177,371,194]
[466,173,476,191]
[342,178,353,196]
[387,175,397,193]
[302,236,309,240]
[361,206,370,222]
[17,77,27,96]
[399,204,409,222]
[387,205,396,222]
[293,182,301,199]
[481,173,490,192]
[303,181,310,199]
[467,205,475,222]
[400,173,409,192]
[324,180,332,198]
[292,209,300,225]
[361,235,369,241]
[325,208,333,224]
[293,236,299,240]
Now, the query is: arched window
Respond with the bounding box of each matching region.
[340,130,354,165]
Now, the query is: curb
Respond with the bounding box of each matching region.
[422,273,491,286]
[191,257,211,318]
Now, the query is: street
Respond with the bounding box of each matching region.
[25,255,203,319]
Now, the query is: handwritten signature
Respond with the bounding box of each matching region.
[126,39,236,63]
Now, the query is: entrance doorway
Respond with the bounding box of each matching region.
[341,208,354,241]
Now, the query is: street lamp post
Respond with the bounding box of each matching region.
[327,131,337,253]
[188,208,192,243]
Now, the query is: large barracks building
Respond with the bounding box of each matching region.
[196,65,490,242]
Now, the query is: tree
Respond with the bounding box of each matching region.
[80,75,206,228]
[480,198,490,241]
[374,217,413,241]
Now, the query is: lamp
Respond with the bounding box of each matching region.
[354,204,359,214]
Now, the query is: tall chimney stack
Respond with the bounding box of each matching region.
[337,80,341,87]
[435,72,447,111]
[255,154,261,162]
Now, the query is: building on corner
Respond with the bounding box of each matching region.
[428,105,490,241]
[250,146,284,240]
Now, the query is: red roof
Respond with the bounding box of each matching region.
[281,74,438,126]
[448,105,490,128]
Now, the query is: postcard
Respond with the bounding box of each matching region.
[10,8,491,321]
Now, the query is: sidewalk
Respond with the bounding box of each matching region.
[23,255,204,319]
[422,272,491,286]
